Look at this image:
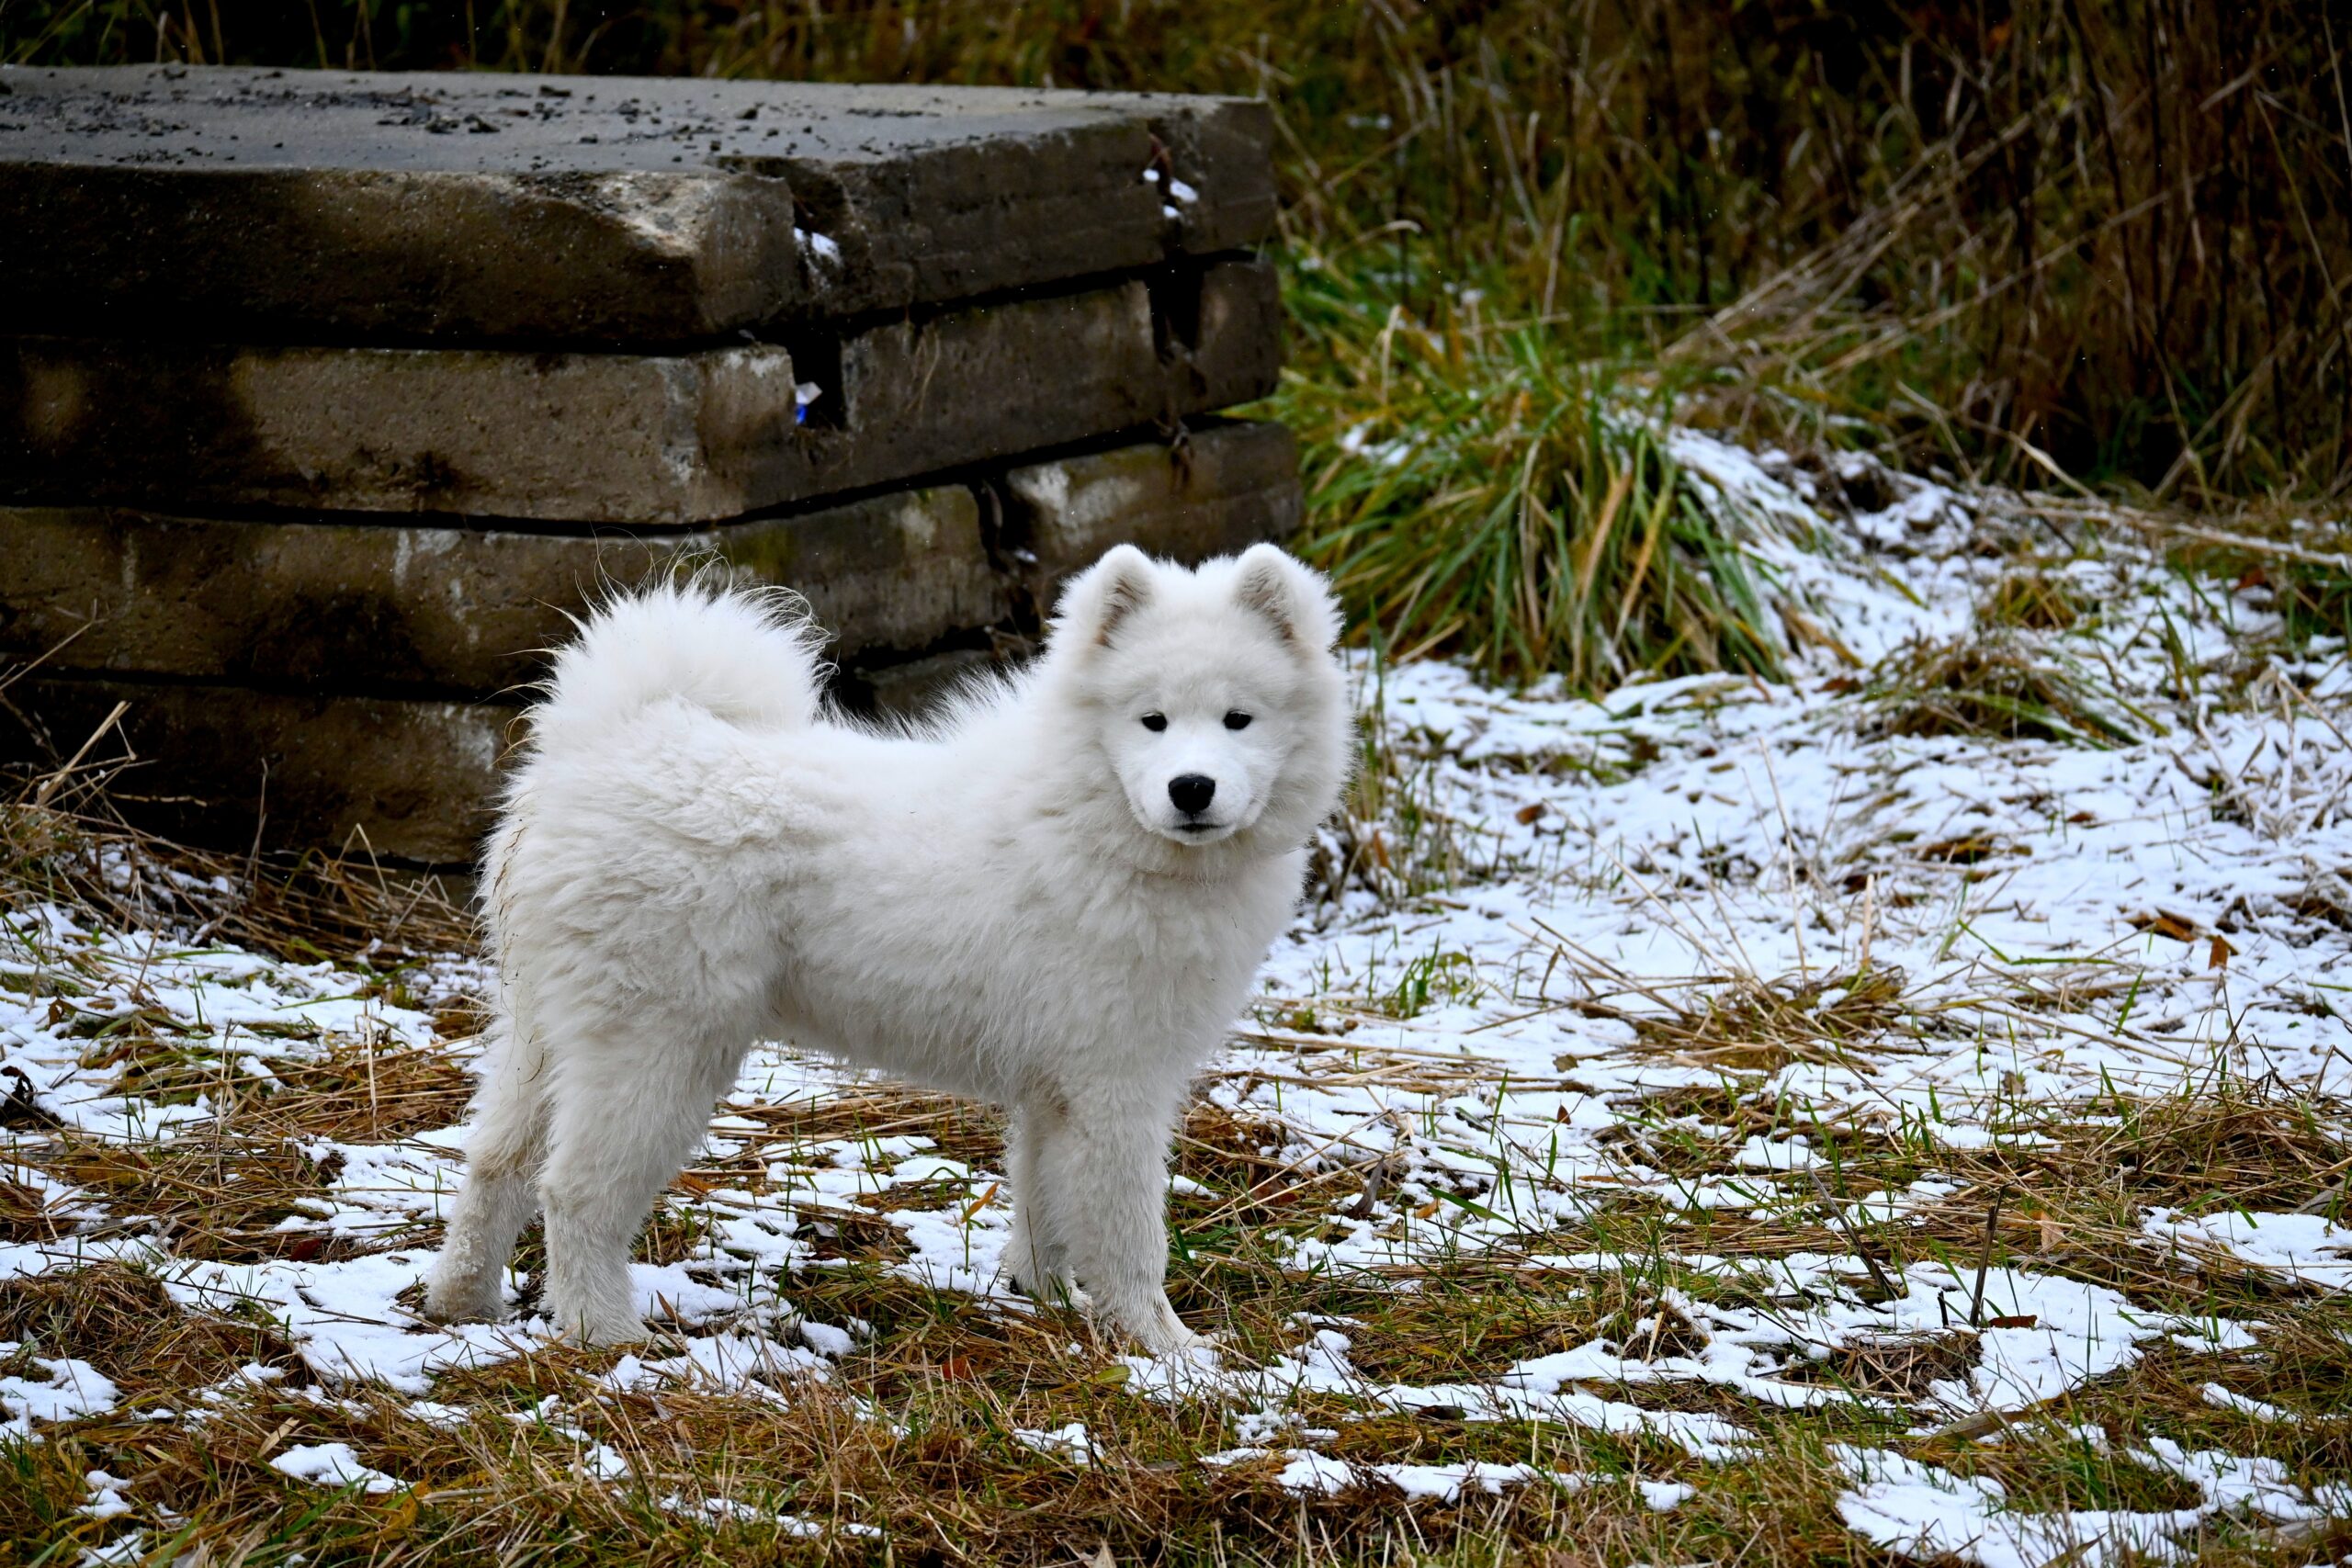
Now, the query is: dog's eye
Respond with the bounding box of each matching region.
[1224,711,1252,731]
[1140,713,1168,732]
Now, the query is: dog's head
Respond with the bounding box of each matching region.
[1048,543,1349,853]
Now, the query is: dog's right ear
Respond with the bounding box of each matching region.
[1053,544,1157,650]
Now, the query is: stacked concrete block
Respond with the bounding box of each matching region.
[0,66,1300,863]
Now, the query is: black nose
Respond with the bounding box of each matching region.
[1169,774,1216,815]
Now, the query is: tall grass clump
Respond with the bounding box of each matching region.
[1283,254,1783,688]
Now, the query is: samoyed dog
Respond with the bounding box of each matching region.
[423,543,1349,1353]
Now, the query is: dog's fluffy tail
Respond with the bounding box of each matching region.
[537,576,827,739]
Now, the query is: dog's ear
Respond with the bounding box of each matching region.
[1232,544,1341,651]
[1055,543,1158,650]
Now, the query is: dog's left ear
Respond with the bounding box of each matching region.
[1232,545,1341,651]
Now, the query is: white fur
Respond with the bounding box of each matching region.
[423,544,1349,1353]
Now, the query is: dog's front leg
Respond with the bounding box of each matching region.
[1052,1099,1202,1354]
[1002,1100,1083,1304]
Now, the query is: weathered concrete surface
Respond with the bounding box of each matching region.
[0,65,1275,343]
[0,485,1001,696]
[2,677,506,865]
[846,647,1005,722]
[1000,417,1303,604]
[0,419,1295,695]
[839,421,1303,716]
[3,334,802,524]
[1166,256,1284,413]
[0,260,1279,523]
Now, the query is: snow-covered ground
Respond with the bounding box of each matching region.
[4,437,2347,1562]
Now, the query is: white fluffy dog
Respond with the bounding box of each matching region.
[423,543,1349,1353]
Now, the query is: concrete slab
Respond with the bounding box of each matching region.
[3,676,506,866]
[0,484,1002,696]
[846,646,1007,723]
[0,260,1279,523]
[0,65,1275,343]
[0,419,1293,698]
[840,419,1306,708]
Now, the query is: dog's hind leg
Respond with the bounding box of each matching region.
[1048,1095,1202,1354]
[1002,1097,1084,1306]
[537,1021,750,1346]
[424,1017,546,1325]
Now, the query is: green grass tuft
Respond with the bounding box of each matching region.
[1277,254,1785,689]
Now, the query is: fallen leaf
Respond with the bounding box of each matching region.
[1985,1314,2039,1330]
[2208,934,2236,970]
[1515,801,1547,825]
[2130,909,2197,942]
[2038,1215,2064,1252]
[1,1066,65,1130]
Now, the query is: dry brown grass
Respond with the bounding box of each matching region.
[5,1135,2346,1566]
[0,1262,305,1400]
[35,1133,386,1263]
[1621,966,1912,1075]
[1983,570,2090,633]
[1864,629,2144,748]
[0,796,471,967]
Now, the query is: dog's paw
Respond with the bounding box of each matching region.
[419,1271,506,1327]
[1034,1282,1100,1316]
[1124,1312,1214,1358]
[1139,1327,1221,1365]
[1006,1265,1092,1314]
[543,1301,647,1348]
